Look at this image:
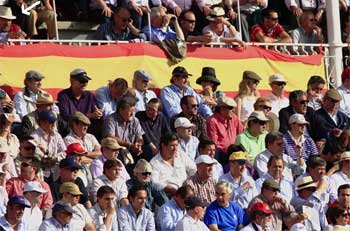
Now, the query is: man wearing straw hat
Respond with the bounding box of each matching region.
[0,6,25,42]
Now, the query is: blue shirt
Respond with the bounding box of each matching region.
[135,89,157,112]
[160,84,212,120]
[95,85,118,119]
[179,136,199,161]
[39,217,72,231]
[117,204,155,231]
[142,26,177,42]
[88,204,118,231]
[204,200,249,231]
[157,199,185,231]
[95,21,146,41]
[283,132,318,161]
[0,216,28,231]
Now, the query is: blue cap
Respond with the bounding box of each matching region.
[52,202,74,214]
[38,110,57,123]
[134,70,152,81]
[59,157,82,170]
[8,196,31,208]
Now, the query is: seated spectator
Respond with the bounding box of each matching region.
[95,77,128,119]
[255,131,305,181]
[150,133,196,196]
[142,6,184,42]
[90,137,129,181]
[6,157,52,210]
[161,66,212,120]
[291,11,323,50]
[283,114,318,161]
[136,98,171,161]
[126,159,168,211]
[327,184,350,223]
[0,113,19,159]
[241,202,274,231]
[256,156,295,203]
[132,70,157,112]
[248,179,295,231]
[174,196,209,230]
[184,155,216,205]
[306,75,325,111]
[90,159,128,206]
[0,6,26,42]
[338,67,350,118]
[170,95,207,140]
[22,181,47,230]
[0,139,17,180]
[235,71,261,123]
[0,89,16,115]
[198,138,223,182]
[50,157,91,208]
[179,10,213,43]
[312,89,350,142]
[279,90,314,135]
[266,74,289,115]
[88,186,118,231]
[235,111,269,162]
[118,185,155,231]
[157,185,194,231]
[13,70,46,120]
[39,202,74,230]
[95,7,145,41]
[174,117,199,160]
[326,206,350,230]
[329,152,350,202]
[220,150,258,209]
[204,180,249,230]
[291,176,327,230]
[253,97,280,132]
[0,196,30,230]
[196,67,221,111]
[64,112,101,162]
[202,7,245,46]
[250,9,292,43]
[206,96,243,164]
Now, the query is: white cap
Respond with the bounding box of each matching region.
[195,155,217,165]
[23,181,48,193]
[288,114,309,125]
[290,223,307,231]
[174,117,195,129]
[0,138,10,153]
[269,74,287,83]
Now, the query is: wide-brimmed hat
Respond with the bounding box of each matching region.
[36,92,55,105]
[172,66,192,76]
[196,67,221,87]
[206,7,226,21]
[0,6,16,20]
[269,74,287,83]
[295,176,317,191]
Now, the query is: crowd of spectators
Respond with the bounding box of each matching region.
[0,64,349,230]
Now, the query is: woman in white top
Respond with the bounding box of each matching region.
[235,71,261,123]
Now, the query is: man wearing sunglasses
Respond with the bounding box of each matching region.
[179,10,213,43]
[267,74,289,115]
[250,8,292,43]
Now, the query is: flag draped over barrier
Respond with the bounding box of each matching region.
[0,43,324,98]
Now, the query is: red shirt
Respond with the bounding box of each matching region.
[206,112,243,153]
[250,23,285,42]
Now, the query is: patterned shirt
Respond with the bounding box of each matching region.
[283,131,318,161]
[184,173,216,205]
[170,113,208,140]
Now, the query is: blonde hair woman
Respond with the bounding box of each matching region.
[235,71,261,122]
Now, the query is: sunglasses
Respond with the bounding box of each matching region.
[269,17,278,21]
[330,99,340,103]
[341,213,350,217]
[191,104,199,109]
[299,100,309,105]
[260,105,272,110]
[141,172,151,176]
[23,146,35,151]
[225,106,234,110]
[273,82,286,87]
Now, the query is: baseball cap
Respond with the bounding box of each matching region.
[101,137,121,150]
[172,66,192,76]
[70,111,91,125]
[340,151,350,161]
[8,196,31,208]
[269,74,287,83]
[59,157,82,170]
[52,202,75,215]
[216,96,237,108]
[250,202,273,214]
[66,143,87,156]
[324,89,342,101]
[23,181,48,193]
[134,70,152,81]
[25,70,44,80]
[288,114,309,125]
[174,117,195,129]
[262,179,280,191]
[195,155,217,165]
[59,182,83,195]
[229,151,247,164]
[38,110,57,123]
[248,111,269,122]
[185,196,207,210]
[295,176,317,191]
[70,68,91,83]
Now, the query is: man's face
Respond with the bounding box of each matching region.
[114,9,131,30]
[199,144,216,158]
[230,160,245,175]
[173,75,188,89]
[61,168,79,181]
[134,78,150,92]
[161,140,178,158]
[338,188,350,208]
[105,166,122,181]
[290,122,306,135]
[146,102,160,121]
[102,147,119,160]
[198,163,214,178]
[180,12,196,32]
[57,211,73,225]
[70,78,88,93]
[263,12,279,29]
[131,190,147,211]
[40,120,55,133]
[0,17,11,32]
[215,186,231,207]
[135,170,152,184]
[268,139,284,155]
[262,187,278,201]
[292,95,308,114]
[270,82,286,96]
[67,193,80,206]
[176,127,192,140]
[268,159,284,179]
[152,9,167,28]
[308,165,326,181]
[261,214,272,227]
[72,122,88,137]
[302,14,316,30]
[24,191,41,204]
[183,97,198,116]
[250,120,267,135]
[109,84,126,100]
[98,192,115,210]
[119,106,135,122]
[25,79,42,93]
[20,163,34,180]
[7,204,25,222]
[323,97,340,114]
[220,105,235,119]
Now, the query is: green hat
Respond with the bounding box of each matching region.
[70,111,91,125]
[262,179,280,191]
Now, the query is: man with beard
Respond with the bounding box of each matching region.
[0,196,30,230]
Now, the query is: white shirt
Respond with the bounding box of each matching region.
[150,151,197,189]
[329,171,350,202]
[267,93,289,115]
[241,223,273,231]
[338,85,350,118]
[23,205,43,231]
[90,175,128,204]
[202,25,241,43]
[64,131,101,153]
[178,136,199,161]
[174,214,209,231]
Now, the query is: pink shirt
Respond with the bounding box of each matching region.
[206,112,244,153]
[6,176,53,209]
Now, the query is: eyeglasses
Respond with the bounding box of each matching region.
[23,146,35,151]
[260,105,272,111]
[341,213,350,217]
[184,19,196,23]
[273,82,286,87]
[141,172,152,176]
[190,104,199,109]
[258,121,267,125]
[299,100,309,105]
[225,106,234,110]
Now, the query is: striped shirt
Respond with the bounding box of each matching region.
[283,132,318,161]
[184,173,216,205]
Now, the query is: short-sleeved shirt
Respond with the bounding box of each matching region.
[204,200,249,231]
[235,129,267,162]
[64,131,100,152]
[250,23,285,42]
[184,173,216,205]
